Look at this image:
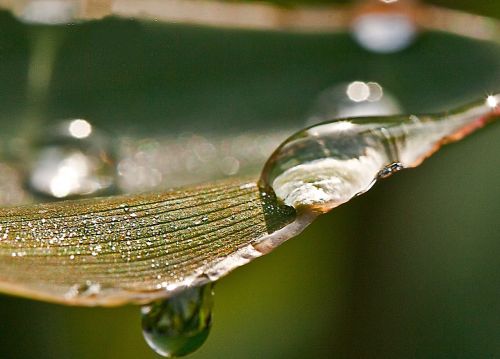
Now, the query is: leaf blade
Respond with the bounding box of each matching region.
[0,178,297,306]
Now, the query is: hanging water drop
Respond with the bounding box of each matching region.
[27,119,116,199]
[141,283,215,358]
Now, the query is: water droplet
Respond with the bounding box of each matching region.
[306,82,401,126]
[141,283,214,358]
[351,2,417,53]
[377,162,404,179]
[65,280,102,299]
[262,95,500,212]
[27,119,116,199]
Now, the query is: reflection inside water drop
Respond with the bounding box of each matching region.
[141,283,215,358]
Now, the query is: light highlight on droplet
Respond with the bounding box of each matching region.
[367,82,383,102]
[486,95,498,108]
[69,119,92,139]
[346,81,370,102]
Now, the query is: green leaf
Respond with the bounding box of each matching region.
[0,179,299,306]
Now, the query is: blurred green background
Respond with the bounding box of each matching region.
[1,1,500,358]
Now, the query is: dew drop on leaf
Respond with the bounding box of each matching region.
[27,119,116,199]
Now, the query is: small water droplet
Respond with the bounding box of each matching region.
[377,162,404,179]
[351,2,417,53]
[66,280,102,299]
[141,283,214,358]
[27,119,116,200]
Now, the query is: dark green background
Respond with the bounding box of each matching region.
[0,1,499,358]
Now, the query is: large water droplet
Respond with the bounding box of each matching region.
[306,81,401,126]
[27,119,116,199]
[261,95,500,213]
[141,283,215,358]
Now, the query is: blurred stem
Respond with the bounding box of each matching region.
[22,26,64,143]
